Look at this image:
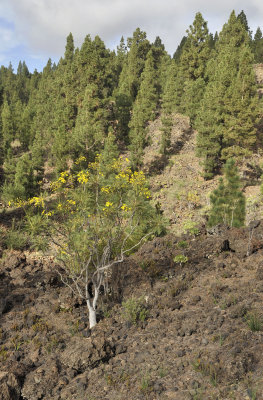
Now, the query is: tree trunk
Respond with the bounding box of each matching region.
[87,301,97,329]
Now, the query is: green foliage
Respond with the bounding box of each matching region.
[122,296,148,325]
[129,50,158,168]
[173,254,188,265]
[246,311,263,332]
[208,159,245,228]
[175,12,211,119]
[24,212,49,251]
[173,36,187,63]
[0,346,8,362]
[2,153,39,202]
[26,152,164,328]
[160,60,177,154]
[196,11,259,177]
[177,240,188,249]
[253,27,263,63]
[139,372,152,393]
[183,219,200,236]
[3,219,28,250]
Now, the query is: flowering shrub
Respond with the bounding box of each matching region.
[26,154,164,328]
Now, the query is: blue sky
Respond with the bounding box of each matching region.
[1,0,263,73]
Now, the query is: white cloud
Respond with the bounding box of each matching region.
[0,22,20,63]
[1,0,263,67]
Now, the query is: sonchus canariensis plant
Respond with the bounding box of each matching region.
[39,154,164,328]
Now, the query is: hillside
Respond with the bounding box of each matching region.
[1,219,263,399]
[1,111,263,399]
[142,114,263,235]
[1,10,263,400]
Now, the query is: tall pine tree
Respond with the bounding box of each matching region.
[129,50,158,168]
[208,159,245,228]
[196,11,259,178]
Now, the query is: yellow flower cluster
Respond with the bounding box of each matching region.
[129,171,146,185]
[102,201,114,212]
[41,210,54,217]
[57,199,76,213]
[89,154,101,171]
[50,171,70,191]
[111,158,122,170]
[67,199,76,205]
[101,187,110,193]
[28,196,45,208]
[77,170,89,184]
[75,156,86,165]
[140,189,151,199]
[58,171,69,184]
[9,198,33,208]
[129,171,151,198]
[121,203,131,212]
[115,171,130,182]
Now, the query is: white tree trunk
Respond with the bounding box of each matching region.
[87,301,97,329]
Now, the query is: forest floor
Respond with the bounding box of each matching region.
[1,113,263,399]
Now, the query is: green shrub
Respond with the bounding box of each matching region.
[177,240,188,249]
[122,297,148,325]
[4,219,28,250]
[246,312,263,332]
[24,212,49,251]
[183,220,200,235]
[173,254,188,265]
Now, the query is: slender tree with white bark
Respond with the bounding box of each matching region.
[41,153,163,328]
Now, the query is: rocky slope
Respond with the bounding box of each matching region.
[1,220,263,399]
[1,78,263,398]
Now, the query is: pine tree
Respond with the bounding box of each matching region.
[253,27,263,63]
[100,131,119,176]
[30,58,57,175]
[208,159,245,228]
[64,33,74,64]
[126,28,151,100]
[160,60,177,154]
[173,36,187,63]
[221,45,259,159]
[72,82,110,162]
[115,36,127,79]
[114,62,133,143]
[1,100,14,156]
[129,50,158,168]
[173,12,211,121]
[196,67,224,178]
[196,11,259,178]
[237,10,252,39]
[2,153,38,201]
[114,29,150,143]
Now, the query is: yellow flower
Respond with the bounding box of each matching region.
[77,170,89,184]
[58,171,69,184]
[105,201,113,207]
[101,187,110,193]
[28,196,44,208]
[67,199,76,205]
[121,203,131,212]
[75,155,86,165]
